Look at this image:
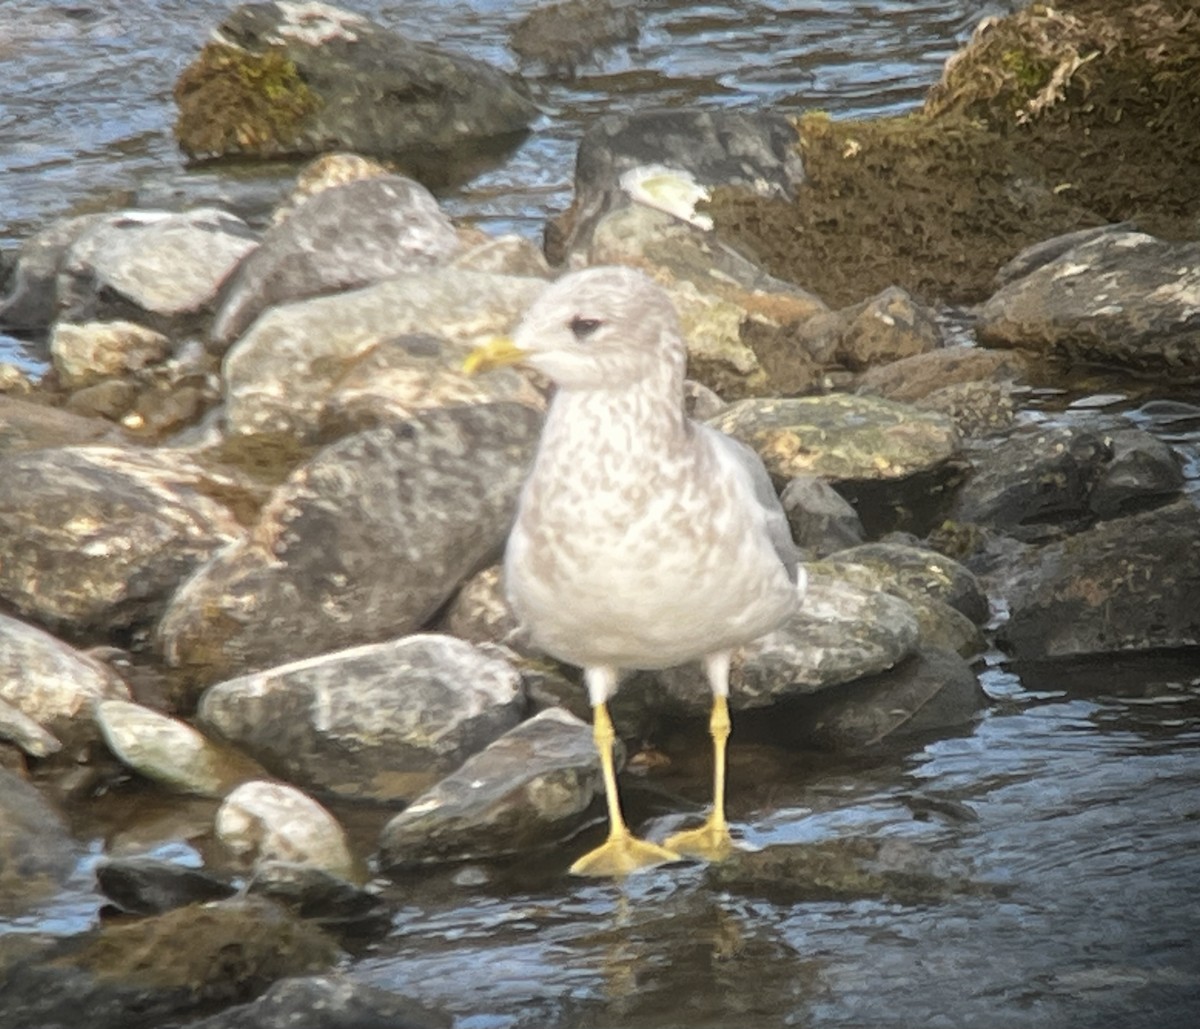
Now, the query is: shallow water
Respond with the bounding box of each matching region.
[3,2,1200,1026]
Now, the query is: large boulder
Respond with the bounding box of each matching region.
[174,2,536,165]
[158,403,541,684]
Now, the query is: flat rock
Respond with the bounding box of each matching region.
[998,499,1200,659]
[222,269,546,440]
[158,404,541,684]
[378,708,602,868]
[197,635,525,801]
[0,612,130,749]
[977,230,1200,379]
[97,700,268,798]
[0,445,245,634]
[216,781,358,883]
[211,176,461,346]
[0,769,77,915]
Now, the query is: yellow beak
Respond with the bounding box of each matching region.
[462,335,526,376]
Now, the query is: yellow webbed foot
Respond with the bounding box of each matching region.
[569,831,681,877]
[664,817,736,862]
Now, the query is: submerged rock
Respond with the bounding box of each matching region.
[197,636,525,801]
[379,708,602,868]
[211,175,461,346]
[158,404,541,684]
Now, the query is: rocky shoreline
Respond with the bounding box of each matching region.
[1,2,1198,1027]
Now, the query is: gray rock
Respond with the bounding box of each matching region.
[0,769,77,915]
[222,269,546,440]
[1089,426,1183,518]
[211,176,461,346]
[216,781,358,882]
[0,212,107,332]
[175,3,537,163]
[657,569,920,714]
[998,499,1200,659]
[181,975,448,1029]
[992,222,1138,289]
[58,208,258,333]
[780,475,866,558]
[50,320,172,390]
[0,612,130,749]
[97,700,268,798]
[378,708,602,868]
[158,404,541,684]
[245,864,390,938]
[0,446,244,633]
[978,230,1200,378]
[511,0,640,79]
[197,635,525,801]
[95,856,237,916]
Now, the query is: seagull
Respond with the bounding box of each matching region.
[464,266,804,875]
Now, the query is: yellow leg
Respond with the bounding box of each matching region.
[664,694,736,861]
[570,703,680,876]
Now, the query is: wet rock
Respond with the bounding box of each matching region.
[246,863,390,938]
[511,0,639,79]
[379,707,602,868]
[159,404,541,684]
[95,856,237,916]
[50,320,172,389]
[1088,425,1183,519]
[58,208,258,334]
[216,781,358,883]
[998,499,1200,659]
[197,635,525,800]
[0,612,130,749]
[0,897,339,1029]
[657,569,920,715]
[855,344,1028,404]
[97,700,268,798]
[709,393,961,493]
[0,445,244,634]
[708,833,995,903]
[174,3,537,163]
[0,768,77,915]
[181,974,449,1029]
[211,176,461,346]
[0,212,107,331]
[801,647,986,748]
[222,269,546,440]
[551,108,806,260]
[779,475,866,558]
[950,423,1113,539]
[977,231,1200,378]
[440,565,520,647]
[0,394,127,450]
[824,541,990,624]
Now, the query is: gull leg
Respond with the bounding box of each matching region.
[570,701,680,877]
[665,652,736,861]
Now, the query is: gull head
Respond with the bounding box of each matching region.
[464,266,687,392]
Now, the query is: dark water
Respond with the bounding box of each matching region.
[3,2,1200,1026]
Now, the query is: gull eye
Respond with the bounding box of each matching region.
[569,316,601,340]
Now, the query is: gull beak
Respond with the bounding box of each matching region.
[462,335,526,376]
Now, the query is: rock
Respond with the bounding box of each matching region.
[0,212,107,332]
[50,320,172,390]
[95,856,237,916]
[96,700,268,798]
[1088,425,1183,519]
[511,0,639,79]
[0,394,127,450]
[551,108,806,260]
[977,231,1200,378]
[452,233,552,278]
[158,404,541,684]
[829,286,942,371]
[271,152,392,224]
[216,781,358,883]
[998,500,1200,659]
[707,834,994,904]
[710,393,960,484]
[174,3,536,164]
[58,208,258,334]
[379,708,602,868]
[855,345,1028,405]
[211,176,461,346]
[801,647,986,748]
[0,446,244,634]
[181,975,449,1029]
[779,475,865,558]
[246,864,390,938]
[0,697,62,758]
[912,379,1016,438]
[656,568,920,715]
[440,565,519,647]
[222,269,546,440]
[992,223,1138,288]
[0,613,130,749]
[0,897,339,1029]
[197,635,525,801]
[0,768,77,915]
